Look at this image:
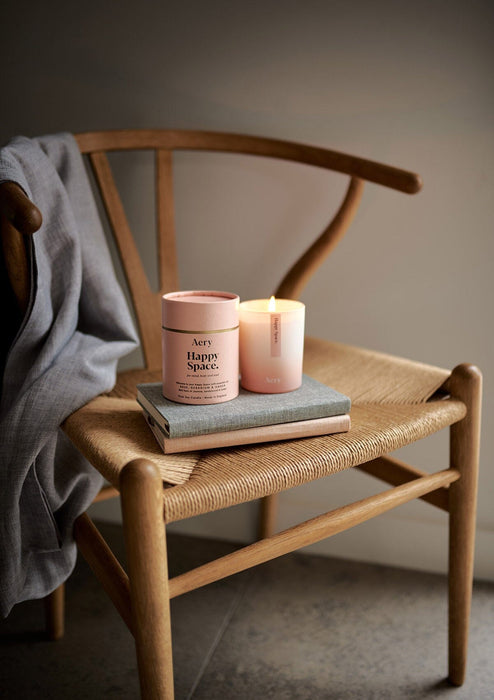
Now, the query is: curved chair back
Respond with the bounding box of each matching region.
[74,129,422,370]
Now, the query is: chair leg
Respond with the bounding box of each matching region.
[447,364,482,686]
[259,494,278,539]
[44,583,65,640]
[120,459,174,700]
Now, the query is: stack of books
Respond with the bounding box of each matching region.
[137,375,351,454]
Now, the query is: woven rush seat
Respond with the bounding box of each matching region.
[63,337,466,523]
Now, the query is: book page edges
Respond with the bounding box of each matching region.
[137,380,351,439]
[145,411,350,454]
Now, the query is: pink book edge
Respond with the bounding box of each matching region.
[143,411,350,454]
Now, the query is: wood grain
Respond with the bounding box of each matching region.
[120,460,174,699]
[168,468,459,599]
[445,364,482,686]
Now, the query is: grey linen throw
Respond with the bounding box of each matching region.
[0,133,138,617]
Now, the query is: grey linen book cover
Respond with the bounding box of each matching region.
[137,375,351,439]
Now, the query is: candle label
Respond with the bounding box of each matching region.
[270,314,282,357]
[162,329,239,404]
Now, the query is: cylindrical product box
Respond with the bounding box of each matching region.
[239,298,305,393]
[162,290,239,404]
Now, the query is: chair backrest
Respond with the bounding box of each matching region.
[0,182,43,382]
[1,129,422,372]
[74,130,422,370]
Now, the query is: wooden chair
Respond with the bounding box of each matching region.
[0,130,481,698]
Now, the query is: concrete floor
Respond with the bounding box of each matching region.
[1,522,493,699]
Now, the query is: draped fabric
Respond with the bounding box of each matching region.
[0,134,138,617]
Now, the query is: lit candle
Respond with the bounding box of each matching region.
[239,296,305,393]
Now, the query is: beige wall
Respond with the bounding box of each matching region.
[3,0,493,578]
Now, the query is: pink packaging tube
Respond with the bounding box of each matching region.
[162,290,239,404]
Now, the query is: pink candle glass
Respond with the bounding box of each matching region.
[162,290,239,404]
[239,297,305,393]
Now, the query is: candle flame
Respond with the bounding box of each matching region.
[268,295,276,312]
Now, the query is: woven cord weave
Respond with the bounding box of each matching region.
[62,338,465,522]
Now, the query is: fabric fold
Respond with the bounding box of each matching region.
[0,133,138,617]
